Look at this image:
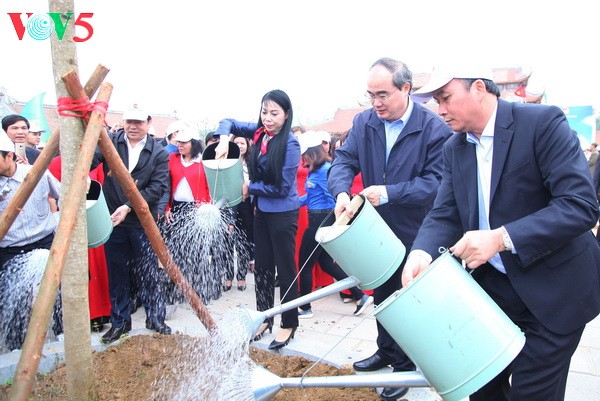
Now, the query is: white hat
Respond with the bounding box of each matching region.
[166,120,187,135]
[0,131,15,152]
[122,105,150,121]
[28,120,46,133]
[298,131,325,154]
[318,131,331,143]
[412,65,495,101]
[175,126,200,142]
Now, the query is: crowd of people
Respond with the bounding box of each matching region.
[1,54,600,401]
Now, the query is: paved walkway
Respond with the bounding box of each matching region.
[1,271,598,400]
[150,272,600,400]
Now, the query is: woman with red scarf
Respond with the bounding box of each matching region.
[215,89,301,350]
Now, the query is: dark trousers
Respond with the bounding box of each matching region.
[104,226,165,327]
[374,254,415,371]
[229,198,254,281]
[254,208,299,329]
[470,265,584,401]
[298,210,364,310]
[0,233,55,271]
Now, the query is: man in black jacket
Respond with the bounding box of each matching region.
[92,105,171,344]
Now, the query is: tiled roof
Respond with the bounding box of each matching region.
[8,103,177,137]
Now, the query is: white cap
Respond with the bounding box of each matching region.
[412,65,495,101]
[298,131,325,154]
[122,105,150,121]
[28,120,45,133]
[319,131,331,143]
[176,126,200,142]
[166,120,187,135]
[0,131,15,152]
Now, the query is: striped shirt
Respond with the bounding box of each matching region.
[0,164,60,247]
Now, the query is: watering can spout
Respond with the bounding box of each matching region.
[252,366,282,401]
[240,307,269,339]
[250,365,431,400]
[214,195,230,209]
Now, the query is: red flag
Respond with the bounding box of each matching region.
[514,85,527,98]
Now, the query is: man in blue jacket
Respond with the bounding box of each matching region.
[328,57,453,401]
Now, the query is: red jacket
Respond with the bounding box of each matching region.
[167,153,211,209]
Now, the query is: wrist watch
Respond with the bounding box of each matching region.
[501,226,512,251]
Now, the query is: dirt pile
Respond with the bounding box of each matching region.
[0,333,381,400]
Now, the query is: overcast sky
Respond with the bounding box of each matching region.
[0,0,597,129]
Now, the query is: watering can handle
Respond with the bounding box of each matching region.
[333,195,364,226]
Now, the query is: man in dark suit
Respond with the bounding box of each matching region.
[91,105,171,344]
[404,67,600,401]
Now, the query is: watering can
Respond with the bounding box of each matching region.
[85,180,112,248]
[240,195,407,337]
[315,195,406,289]
[202,141,244,207]
[373,251,526,401]
[251,365,431,401]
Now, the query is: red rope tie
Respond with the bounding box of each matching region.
[57,96,109,121]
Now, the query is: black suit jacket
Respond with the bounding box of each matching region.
[413,99,600,335]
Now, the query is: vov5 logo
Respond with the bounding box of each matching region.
[8,12,94,42]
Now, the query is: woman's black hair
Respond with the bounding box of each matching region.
[248,89,293,187]
[303,144,330,173]
[189,138,203,159]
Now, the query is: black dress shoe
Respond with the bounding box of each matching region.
[100,324,130,344]
[268,327,297,350]
[380,386,408,400]
[353,353,391,371]
[252,321,273,342]
[145,319,172,335]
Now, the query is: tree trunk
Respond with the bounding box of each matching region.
[49,1,98,400]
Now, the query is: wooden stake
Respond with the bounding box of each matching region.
[0,65,109,240]
[8,82,113,401]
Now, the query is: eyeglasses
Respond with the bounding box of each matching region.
[0,183,11,201]
[365,88,398,102]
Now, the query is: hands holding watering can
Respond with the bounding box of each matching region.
[402,228,506,287]
[214,134,232,159]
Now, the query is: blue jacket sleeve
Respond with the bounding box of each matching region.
[215,119,258,139]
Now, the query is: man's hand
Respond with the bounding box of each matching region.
[401,251,432,287]
[334,192,351,219]
[360,185,381,207]
[242,180,250,201]
[111,204,131,227]
[164,210,173,224]
[14,154,29,165]
[449,228,504,269]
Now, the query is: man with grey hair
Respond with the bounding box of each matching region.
[328,57,453,400]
